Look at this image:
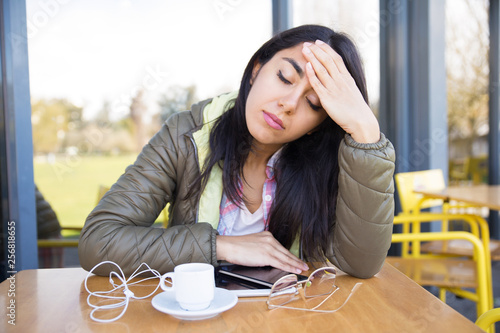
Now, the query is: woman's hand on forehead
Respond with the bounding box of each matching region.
[301,40,380,144]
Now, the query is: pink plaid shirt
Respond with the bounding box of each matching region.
[217,151,280,235]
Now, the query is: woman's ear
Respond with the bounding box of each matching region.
[250,61,262,85]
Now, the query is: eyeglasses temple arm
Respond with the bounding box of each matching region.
[313,282,362,312]
[310,286,340,310]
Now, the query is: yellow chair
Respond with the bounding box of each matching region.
[449,155,488,185]
[388,217,493,320]
[476,307,500,332]
[449,158,469,184]
[391,169,495,320]
[37,234,79,248]
[96,184,110,204]
[468,155,489,185]
[395,169,500,261]
[161,204,170,228]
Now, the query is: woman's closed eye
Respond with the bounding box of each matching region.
[306,98,322,111]
[278,71,322,111]
[277,70,292,85]
[306,94,322,111]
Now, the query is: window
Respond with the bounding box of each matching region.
[27,0,271,267]
[292,0,380,114]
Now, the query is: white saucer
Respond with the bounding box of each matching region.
[151,288,238,321]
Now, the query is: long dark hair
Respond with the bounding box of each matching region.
[194,25,369,261]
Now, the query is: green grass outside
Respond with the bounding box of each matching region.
[34,154,137,236]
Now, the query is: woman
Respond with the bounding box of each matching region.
[79,24,395,278]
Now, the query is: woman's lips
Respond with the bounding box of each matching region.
[263,111,284,130]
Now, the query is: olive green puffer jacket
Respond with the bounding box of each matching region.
[78,92,396,278]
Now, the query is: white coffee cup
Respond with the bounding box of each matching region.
[160,263,215,311]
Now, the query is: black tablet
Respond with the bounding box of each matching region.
[215,264,308,297]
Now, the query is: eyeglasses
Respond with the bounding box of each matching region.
[267,267,361,313]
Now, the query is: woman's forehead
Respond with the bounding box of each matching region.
[270,44,308,64]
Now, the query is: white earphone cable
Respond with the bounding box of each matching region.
[84,261,164,323]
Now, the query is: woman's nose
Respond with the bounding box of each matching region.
[278,92,300,114]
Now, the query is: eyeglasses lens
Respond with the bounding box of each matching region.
[268,275,298,307]
[304,267,336,298]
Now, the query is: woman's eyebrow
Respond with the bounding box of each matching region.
[282,57,304,78]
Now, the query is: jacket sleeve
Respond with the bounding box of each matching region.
[326,133,395,278]
[78,116,218,276]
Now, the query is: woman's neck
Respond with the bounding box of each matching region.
[246,141,282,167]
[240,149,273,213]
[245,146,280,168]
[239,143,281,213]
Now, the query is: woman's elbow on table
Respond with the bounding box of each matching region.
[339,261,385,279]
[327,248,386,279]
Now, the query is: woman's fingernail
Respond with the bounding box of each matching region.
[296,268,303,274]
[316,39,325,45]
[303,46,311,54]
[304,42,313,47]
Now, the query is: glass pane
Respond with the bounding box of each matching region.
[446,0,489,186]
[292,0,380,114]
[27,0,272,268]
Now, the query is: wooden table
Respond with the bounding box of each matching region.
[414,184,500,211]
[415,184,500,240]
[0,263,483,332]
